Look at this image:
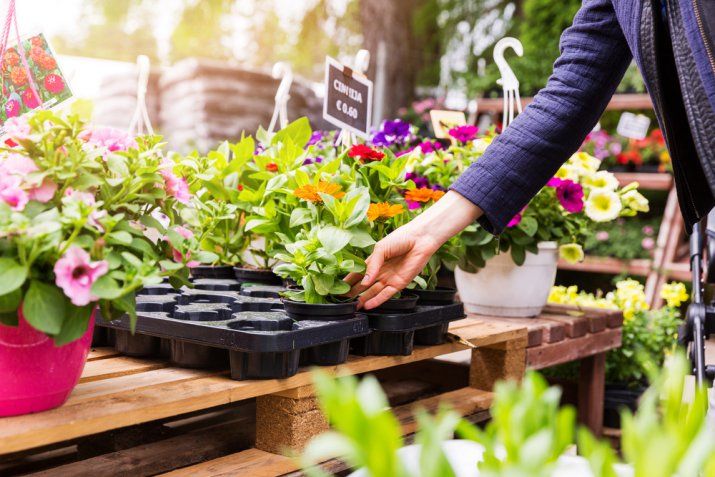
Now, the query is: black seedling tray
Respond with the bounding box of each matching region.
[351,303,465,356]
[99,284,371,380]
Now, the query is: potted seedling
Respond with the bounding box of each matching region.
[0,104,191,416]
[272,161,374,319]
[234,117,316,285]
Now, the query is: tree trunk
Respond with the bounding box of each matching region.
[359,0,423,120]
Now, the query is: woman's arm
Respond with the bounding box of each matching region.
[348,0,633,309]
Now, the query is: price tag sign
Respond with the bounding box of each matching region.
[430,109,467,138]
[323,56,372,138]
[616,112,650,140]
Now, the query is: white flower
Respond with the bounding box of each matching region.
[472,138,491,154]
[421,154,439,167]
[569,152,601,174]
[583,170,619,191]
[585,189,622,222]
[621,189,649,213]
[554,164,581,181]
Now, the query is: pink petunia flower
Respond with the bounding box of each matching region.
[546,177,563,187]
[1,153,38,174]
[595,231,610,241]
[80,127,137,152]
[4,115,31,141]
[555,179,584,213]
[641,237,655,251]
[165,226,198,268]
[160,161,190,204]
[0,173,28,210]
[29,178,58,203]
[64,188,106,230]
[53,246,109,306]
[642,225,654,236]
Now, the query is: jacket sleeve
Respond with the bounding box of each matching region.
[450,0,632,234]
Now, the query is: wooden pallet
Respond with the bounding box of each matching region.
[0,317,526,459]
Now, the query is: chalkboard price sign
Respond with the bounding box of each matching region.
[323,56,373,138]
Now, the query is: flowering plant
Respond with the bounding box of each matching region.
[0,105,193,344]
[456,149,650,270]
[580,128,671,172]
[549,279,687,383]
[584,217,658,260]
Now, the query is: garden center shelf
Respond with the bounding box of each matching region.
[0,307,624,476]
[613,172,672,191]
[478,93,653,115]
[558,256,652,277]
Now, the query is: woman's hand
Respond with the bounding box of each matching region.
[345,191,482,309]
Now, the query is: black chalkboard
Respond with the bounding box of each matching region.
[322,56,373,138]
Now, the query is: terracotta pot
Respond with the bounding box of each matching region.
[0,309,95,417]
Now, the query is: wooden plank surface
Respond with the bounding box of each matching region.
[557,256,652,276]
[0,318,525,455]
[471,316,564,346]
[527,328,622,370]
[543,315,589,338]
[478,93,652,113]
[160,387,493,477]
[86,347,121,361]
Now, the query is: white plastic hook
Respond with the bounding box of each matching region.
[267,62,294,135]
[493,37,523,129]
[128,54,154,135]
[337,49,371,148]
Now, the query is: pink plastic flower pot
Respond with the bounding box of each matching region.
[0,309,95,417]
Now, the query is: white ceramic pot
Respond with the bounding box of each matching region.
[348,440,633,477]
[455,241,558,317]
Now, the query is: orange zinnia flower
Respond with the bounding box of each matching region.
[404,187,435,203]
[367,202,404,222]
[431,189,445,201]
[293,181,345,203]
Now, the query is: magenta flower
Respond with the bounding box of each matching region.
[546,177,563,187]
[642,225,654,236]
[555,179,584,213]
[418,141,443,153]
[80,127,138,152]
[507,212,522,228]
[641,237,655,250]
[160,161,190,204]
[448,125,478,144]
[53,246,109,306]
[29,178,58,203]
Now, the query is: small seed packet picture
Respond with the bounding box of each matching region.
[430,109,467,139]
[0,33,72,132]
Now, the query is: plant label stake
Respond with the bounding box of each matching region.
[429,109,467,139]
[494,37,523,129]
[266,61,293,136]
[323,50,373,147]
[128,55,154,136]
[616,112,650,140]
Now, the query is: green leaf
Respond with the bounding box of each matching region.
[54,304,94,346]
[139,214,167,234]
[71,99,94,121]
[0,287,22,313]
[511,245,526,266]
[0,311,18,326]
[273,116,312,148]
[348,228,376,248]
[23,281,66,335]
[91,275,124,299]
[317,226,352,254]
[290,208,313,228]
[108,231,133,245]
[312,274,335,296]
[0,258,28,296]
[329,280,350,295]
[519,216,538,237]
[113,292,137,332]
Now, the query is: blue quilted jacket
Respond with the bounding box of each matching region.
[451,0,715,234]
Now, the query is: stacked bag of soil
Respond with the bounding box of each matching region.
[93,63,161,131]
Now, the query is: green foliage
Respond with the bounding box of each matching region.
[458,371,576,477]
[301,371,459,477]
[606,307,681,384]
[584,217,659,260]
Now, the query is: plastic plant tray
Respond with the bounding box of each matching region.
[97,283,371,380]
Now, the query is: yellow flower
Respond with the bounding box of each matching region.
[293,181,345,203]
[621,189,649,213]
[569,152,601,174]
[661,282,689,308]
[559,243,584,264]
[367,202,404,222]
[583,171,619,191]
[659,150,671,164]
[585,190,622,222]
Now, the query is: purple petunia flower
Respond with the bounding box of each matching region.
[303,156,324,165]
[307,131,324,147]
[372,119,411,147]
[448,125,478,144]
[555,179,584,213]
[405,172,430,189]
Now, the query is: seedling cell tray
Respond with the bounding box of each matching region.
[98,284,371,380]
[351,303,465,356]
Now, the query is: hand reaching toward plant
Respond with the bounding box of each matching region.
[346,191,482,309]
